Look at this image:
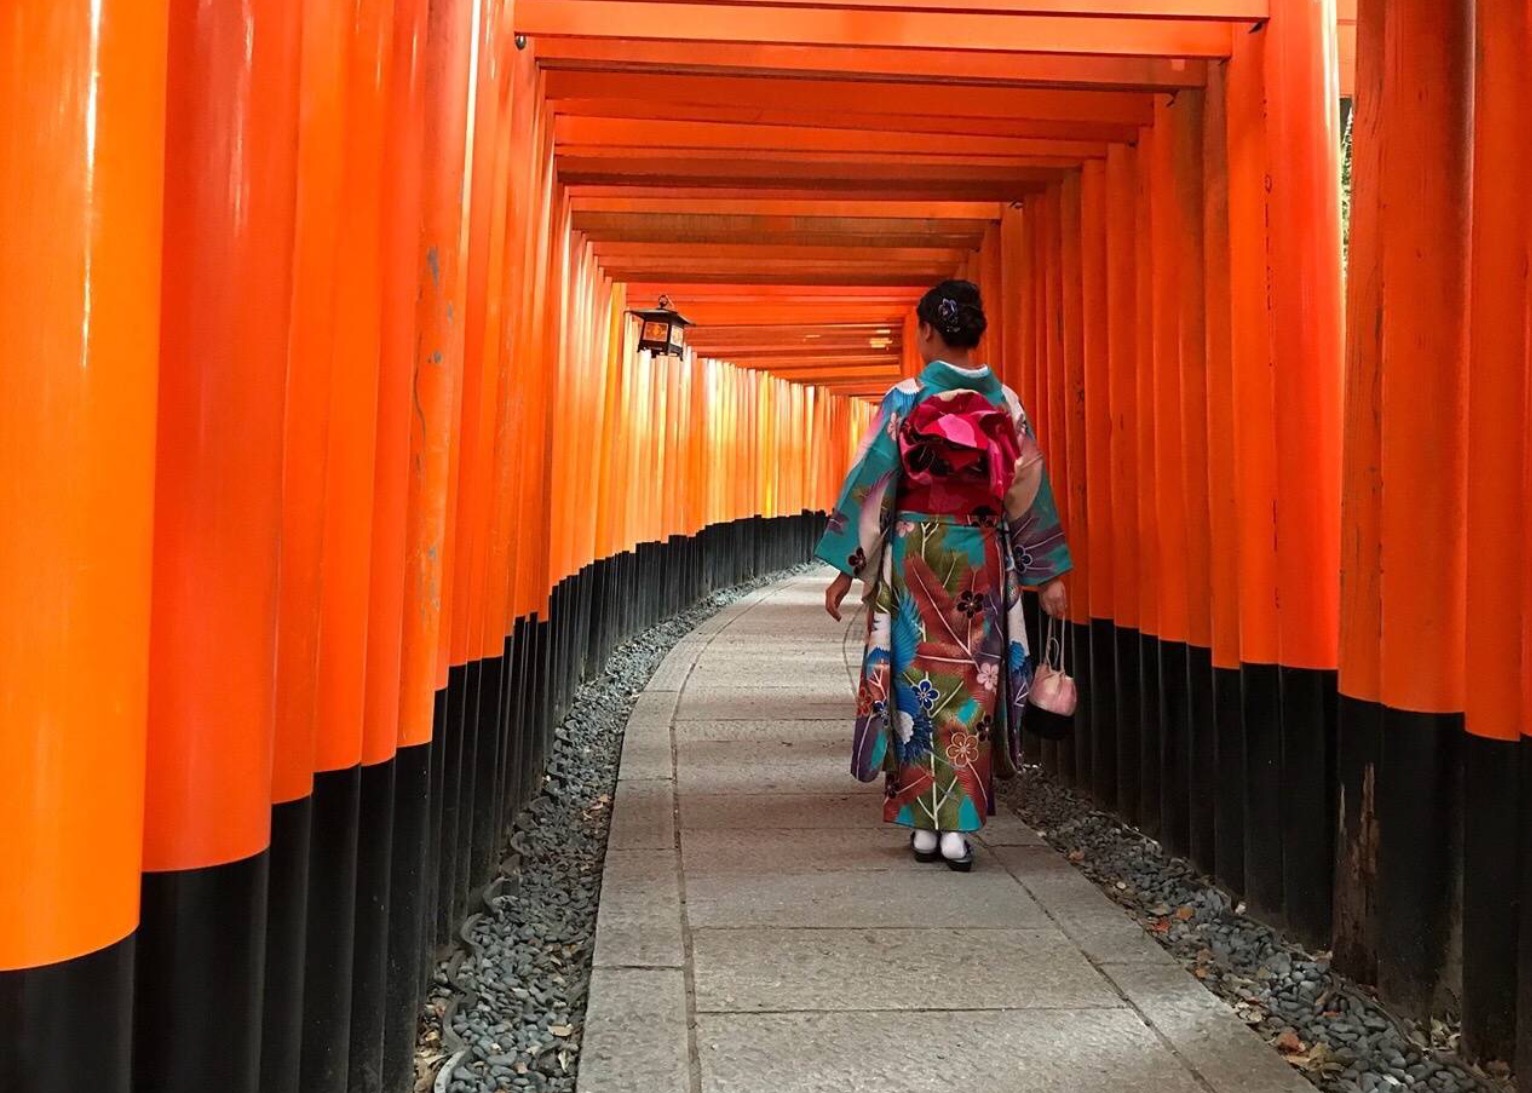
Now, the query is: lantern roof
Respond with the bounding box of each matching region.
[629,294,692,328]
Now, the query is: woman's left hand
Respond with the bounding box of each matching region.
[825,572,855,621]
[1039,578,1068,620]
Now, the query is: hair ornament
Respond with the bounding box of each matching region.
[937,298,961,325]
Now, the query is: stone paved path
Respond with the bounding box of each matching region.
[579,571,1312,1093]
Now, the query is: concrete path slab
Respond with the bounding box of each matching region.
[691,927,1121,1012]
[671,717,846,746]
[696,1010,1208,1093]
[579,572,1313,1093]
[679,792,883,831]
[681,826,1003,875]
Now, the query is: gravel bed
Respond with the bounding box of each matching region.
[416,567,811,1093]
[1001,765,1512,1093]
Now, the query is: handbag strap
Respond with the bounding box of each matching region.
[1043,614,1067,674]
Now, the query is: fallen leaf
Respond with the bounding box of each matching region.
[1067,850,1085,863]
[1150,919,1171,934]
[1175,906,1195,921]
[550,1025,574,1038]
[1275,1029,1304,1054]
[1285,1043,1339,1073]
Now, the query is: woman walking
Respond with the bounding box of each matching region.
[818,280,1072,871]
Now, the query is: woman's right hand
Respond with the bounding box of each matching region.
[1039,577,1069,620]
[825,572,854,621]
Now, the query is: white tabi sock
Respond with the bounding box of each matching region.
[940,832,970,861]
[912,829,938,854]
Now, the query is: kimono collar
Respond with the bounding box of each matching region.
[919,360,1003,399]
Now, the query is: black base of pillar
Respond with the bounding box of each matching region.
[1,934,136,1093]
[135,852,270,1093]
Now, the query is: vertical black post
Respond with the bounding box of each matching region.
[299,765,362,1093]
[135,856,270,1093]
[383,740,432,1093]
[261,797,313,1093]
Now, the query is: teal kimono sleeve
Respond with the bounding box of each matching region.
[815,386,913,580]
[1002,396,1074,586]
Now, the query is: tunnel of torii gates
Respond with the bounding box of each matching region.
[4,0,1532,1091]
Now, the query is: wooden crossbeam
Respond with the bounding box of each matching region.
[569,184,1033,201]
[544,71,1156,125]
[572,197,1003,219]
[516,2,1237,58]
[686,338,902,354]
[727,353,900,367]
[627,286,923,300]
[551,100,1141,143]
[534,39,1209,88]
[556,157,1062,198]
[562,1,1268,16]
[591,242,969,262]
[555,117,1110,159]
[645,302,916,323]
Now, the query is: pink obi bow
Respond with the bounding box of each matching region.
[898,389,1021,502]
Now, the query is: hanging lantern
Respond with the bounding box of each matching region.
[631,294,692,356]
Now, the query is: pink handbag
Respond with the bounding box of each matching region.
[1027,616,1077,740]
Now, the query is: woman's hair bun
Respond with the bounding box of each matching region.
[917,279,987,349]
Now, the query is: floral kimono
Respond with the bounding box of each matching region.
[816,361,1072,833]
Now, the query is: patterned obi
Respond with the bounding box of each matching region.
[895,388,1021,516]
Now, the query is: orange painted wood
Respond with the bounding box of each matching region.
[1335,0,1384,704]
[553,99,1143,143]
[1464,0,1526,740]
[1224,31,1278,666]
[593,243,971,262]
[315,0,393,773]
[1150,100,1188,646]
[486,38,540,640]
[469,8,519,656]
[1201,65,1241,671]
[1172,91,1212,653]
[560,148,1083,169]
[534,38,1210,88]
[1266,0,1343,673]
[145,0,302,867]
[450,0,509,662]
[551,0,1269,16]
[362,0,427,767]
[1082,160,1114,624]
[980,223,1004,372]
[574,197,1003,219]
[1337,21,1356,97]
[1134,124,1160,639]
[273,0,351,802]
[1376,0,1471,713]
[544,71,1156,125]
[1105,144,1140,634]
[515,1,1237,58]
[0,0,167,966]
[1060,174,1090,623]
[1044,187,1069,565]
[400,0,475,746]
[999,206,1027,392]
[570,183,1051,202]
